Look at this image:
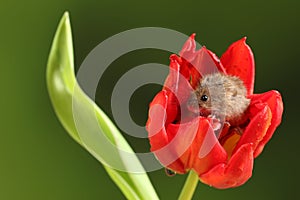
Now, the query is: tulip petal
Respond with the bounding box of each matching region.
[232,103,272,155]
[191,47,223,77]
[191,119,228,175]
[200,143,253,189]
[206,49,227,74]
[150,118,202,174]
[179,33,196,62]
[179,34,226,83]
[164,120,201,173]
[163,118,228,175]
[180,34,226,78]
[250,90,283,157]
[147,91,169,149]
[164,55,194,105]
[147,92,187,173]
[220,37,255,95]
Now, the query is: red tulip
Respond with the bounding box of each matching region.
[146,34,283,189]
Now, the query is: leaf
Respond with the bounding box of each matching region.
[46,12,159,200]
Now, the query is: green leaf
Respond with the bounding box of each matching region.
[46,12,159,200]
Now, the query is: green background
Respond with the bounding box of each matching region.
[0,0,298,199]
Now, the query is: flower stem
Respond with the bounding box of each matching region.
[178,170,199,200]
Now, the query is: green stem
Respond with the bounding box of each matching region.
[178,170,199,200]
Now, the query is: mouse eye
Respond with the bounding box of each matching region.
[200,95,208,102]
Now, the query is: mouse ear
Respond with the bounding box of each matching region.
[231,89,238,97]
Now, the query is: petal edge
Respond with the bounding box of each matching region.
[220,37,255,95]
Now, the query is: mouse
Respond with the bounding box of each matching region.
[187,72,250,125]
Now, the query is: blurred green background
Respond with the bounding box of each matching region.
[0,0,299,199]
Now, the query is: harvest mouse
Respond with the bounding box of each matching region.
[187,73,250,125]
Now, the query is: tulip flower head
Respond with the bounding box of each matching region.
[146,34,283,189]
